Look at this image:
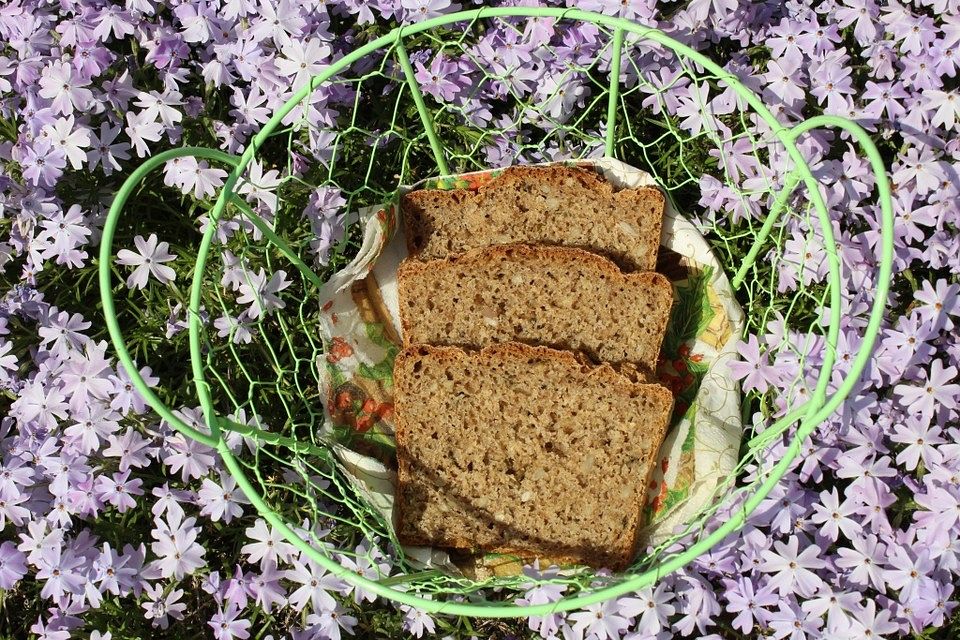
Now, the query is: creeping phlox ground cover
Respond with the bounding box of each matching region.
[0,0,959,638]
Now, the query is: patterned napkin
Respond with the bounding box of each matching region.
[317,158,745,571]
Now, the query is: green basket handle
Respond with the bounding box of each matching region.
[99,147,239,448]
[743,115,895,451]
[100,145,329,449]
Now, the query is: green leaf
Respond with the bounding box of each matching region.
[660,486,690,512]
[680,405,698,453]
[325,362,347,388]
[364,322,397,349]
[662,265,715,357]
[358,350,397,382]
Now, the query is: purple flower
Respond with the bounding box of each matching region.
[884,543,936,602]
[862,80,909,119]
[142,583,187,630]
[728,335,790,393]
[618,583,676,636]
[0,540,28,589]
[810,487,862,541]
[923,89,960,132]
[115,233,178,289]
[400,0,458,22]
[237,161,282,213]
[92,5,136,41]
[236,268,291,319]
[85,122,131,176]
[209,603,251,640]
[534,71,589,124]
[95,469,144,512]
[0,339,17,382]
[276,39,331,91]
[241,518,298,567]
[515,561,566,636]
[302,605,358,640]
[103,428,158,472]
[216,311,256,344]
[43,116,91,170]
[876,311,936,377]
[400,603,436,638]
[761,51,807,111]
[248,0,306,47]
[893,147,947,196]
[38,62,93,115]
[836,534,887,591]
[93,543,141,597]
[835,0,880,45]
[108,364,158,415]
[852,481,897,537]
[150,510,207,580]
[675,82,720,137]
[723,576,778,633]
[888,11,939,55]
[890,416,945,470]
[914,483,960,552]
[894,360,960,425]
[248,560,287,614]
[124,111,165,158]
[759,536,827,597]
[162,432,216,481]
[568,600,632,640]
[801,586,862,631]
[36,544,87,603]
[809,50,855,113]
[164,156,227,199]
[768,600,823,640]
[414,55,461,102]
[840,599,900,639]
[19,138,67,187]
[337,540,391,604]
[36,204,91,268]
[230,86,272,127]
[198,473,249,524]
[59,340,115,413]
[916,581,957,628]
[913,279,960,332]
[767,19,805,59]
[797,21,843,57]
[286,555,344,613]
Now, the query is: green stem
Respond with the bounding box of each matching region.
[605,28,625,157]
[393,37,451,176]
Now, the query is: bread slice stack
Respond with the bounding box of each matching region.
[393,165,674,570]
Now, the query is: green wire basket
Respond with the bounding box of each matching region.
[99,8,894,617]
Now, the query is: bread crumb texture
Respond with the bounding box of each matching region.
[394,343,673,569]
[398,244,673,377]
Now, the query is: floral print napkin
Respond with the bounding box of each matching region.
[317,158,745,570]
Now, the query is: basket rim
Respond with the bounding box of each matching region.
[99,7,896,617]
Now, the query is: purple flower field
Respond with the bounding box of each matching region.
[1,0,959,638]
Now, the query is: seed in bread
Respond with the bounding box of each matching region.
[401,165,664,271]
[393,343,674,570]
[397,244,673,378]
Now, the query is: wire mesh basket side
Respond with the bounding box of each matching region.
[100,8,894,616]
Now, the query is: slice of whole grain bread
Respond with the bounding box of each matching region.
[401,165,664,271]
[393,342,674,570]
[397,244,673,378]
